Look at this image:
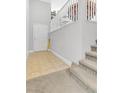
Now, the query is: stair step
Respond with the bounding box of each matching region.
[86,51,97,62]
[70,65,97,93]
[79,64,97,77]
[79,59,97,72]
[91,45,97,52]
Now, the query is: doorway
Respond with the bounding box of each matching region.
[33,24,48,51]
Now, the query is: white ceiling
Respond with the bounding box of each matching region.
[40,0,68,12]
[51,0,68,12]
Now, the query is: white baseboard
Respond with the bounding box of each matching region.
[28,50,47,54]
[28,50,35,54]
[49,49,72,66]
[26,50,35,59]
[27,50,45,59]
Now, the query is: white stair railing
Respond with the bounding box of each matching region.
[51,0,79,32]
[87,0,96,22]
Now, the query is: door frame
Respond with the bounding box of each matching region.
[33,24,49,52]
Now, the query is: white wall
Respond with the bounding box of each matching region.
[28,0,51,51]
[50,22,83,63]
[40,0,51,3]
[50,0,97,64]
[81,21,97,58]
[81,0,97,57]
[27,0,29,56]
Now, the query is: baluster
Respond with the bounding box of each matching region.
[71,0,73,21]
[77,0,78,21]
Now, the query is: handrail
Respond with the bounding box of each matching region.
[57,0,70,15]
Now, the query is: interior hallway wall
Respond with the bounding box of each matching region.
[29,0,51,51]
[50,22,83,64]
[50,0,97,64]
[27,0,29,56]
[81,0,97,58]
[50,0,84,64]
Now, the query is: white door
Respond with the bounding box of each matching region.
[33,24,48,51]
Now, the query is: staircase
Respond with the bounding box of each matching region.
[69,43,97,93]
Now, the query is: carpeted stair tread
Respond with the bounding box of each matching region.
[91,45,97,48]
[70,66,97,92]
[86,51,97,58]
[80,59,97,72]
[91,45,97,52]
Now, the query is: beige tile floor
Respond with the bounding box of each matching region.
[27,51,69,80]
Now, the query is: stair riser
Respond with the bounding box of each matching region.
[86,55,97,62]
[91,47,97,52]
[79,64,97,77]
[70,70,96,93]
[70,71,88,89]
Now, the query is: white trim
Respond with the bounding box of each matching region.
[26,50,34,59]
[28,50,35,54]
[48,49,72,66]
[40,0,51,3]
[28,50,49,54]
[50,21,75,33]
[28,49,50,55]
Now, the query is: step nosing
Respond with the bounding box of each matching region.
[79,60,97,71]
[86,52,97,58]
[91,45,97,48]
[80,63,97,72]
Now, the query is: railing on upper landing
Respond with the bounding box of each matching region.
[50,0,79,32]
[87,0,97,22]
[50,0,97,32]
